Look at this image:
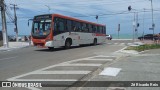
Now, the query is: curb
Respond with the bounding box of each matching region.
[115,46,150,55]
[0,45,30,51]
[66,55,123,90]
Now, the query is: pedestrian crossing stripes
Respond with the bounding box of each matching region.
[7,55,117,90]
[31,71,91,74]
[106,42,134,46]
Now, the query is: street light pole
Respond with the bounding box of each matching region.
[133,12,136,41]
[128,6,138,42]
[0,0,9,48]
[136,12,139,40]
[45,5,51,14]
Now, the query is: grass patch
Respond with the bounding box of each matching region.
[125,44,160,52]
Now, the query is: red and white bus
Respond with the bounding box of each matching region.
[31,14,106,49]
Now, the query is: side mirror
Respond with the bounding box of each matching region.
[28,21,29,26]
[28,19,33,27]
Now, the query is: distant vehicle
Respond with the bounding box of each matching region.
[31,14,106,50]
[8,36,23,41]
[21,36,29,41]
[8,36,16,41]
[138,34,157,40]
[106,34,112,40]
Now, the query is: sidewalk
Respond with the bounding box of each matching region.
[79,49,160,90]
[0,42,30,51]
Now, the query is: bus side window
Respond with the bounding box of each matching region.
[76,22,81,32]
[99,26,102,34]
[73,21,78,32]
[92,25,94,33]
[86,24,89,33]
[59,18,65,31]
[63,19,67,32]
[104,26,106,34]
[71,21,76,32]
[93,25,97,33]
[54,17,65,32]
[82,23,87,32]
[102,27,104,34]
[54,17,59,31]
[80,23,83,32]
[97,26,100,33]
[67,20,72,32]
[88,24,92,33]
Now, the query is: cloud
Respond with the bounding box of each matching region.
[3,0,160,35]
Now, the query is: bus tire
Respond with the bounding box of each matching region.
[48,47,54,50]
[65,39,72,49]
[93,38,97,45]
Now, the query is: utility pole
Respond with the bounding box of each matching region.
[10,4,19,42]
[118,24,120,39]
[135,12,139,40]
[143,8,145,40]
[150,0,155,40]
[0,0,9,48]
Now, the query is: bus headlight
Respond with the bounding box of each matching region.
[45,41,53,47]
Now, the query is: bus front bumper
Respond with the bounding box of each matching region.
[45,41,54,47]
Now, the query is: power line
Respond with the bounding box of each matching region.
[12,0,146,7]
[73,9,160,17]
[5,4,14,23]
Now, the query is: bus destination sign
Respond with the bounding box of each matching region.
[35,15,52,20]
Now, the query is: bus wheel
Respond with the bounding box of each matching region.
[65,40,71,49]
[48,47,54,50]
[93,38,97,45]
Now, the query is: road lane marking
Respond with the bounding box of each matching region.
[120,43,125,45]
[58,64,102,67]
[31,71,91,74]
[94,55,116,57]
[7,55,107,81]
[114,46,128,53]
[0,56,18,61]
[135,54,160,56]
[99,67,121,76]
[6,55,118,90]
[27,87,41,90]
[81,59,113,61]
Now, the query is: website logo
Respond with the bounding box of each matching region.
[2,82,11,87]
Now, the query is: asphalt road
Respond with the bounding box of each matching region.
[0,40,133,90]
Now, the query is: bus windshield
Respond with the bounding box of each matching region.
[32,19,51,37]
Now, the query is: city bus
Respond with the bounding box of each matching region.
[31,14,106,50]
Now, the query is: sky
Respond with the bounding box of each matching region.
[0,0,160,37]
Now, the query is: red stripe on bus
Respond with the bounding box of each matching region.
[95,33,106,36]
